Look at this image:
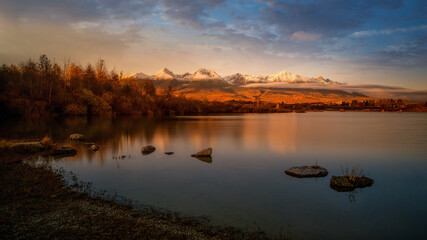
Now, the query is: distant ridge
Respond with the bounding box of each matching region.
[126,68,342,85]
[224,71,341,85]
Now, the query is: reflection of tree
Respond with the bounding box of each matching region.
[0,116,246,164]
[346,189,363,203]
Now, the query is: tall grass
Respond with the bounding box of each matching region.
[341,164,365,182]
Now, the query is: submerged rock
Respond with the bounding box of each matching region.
[285,165,328,178]
[89,144,100,151]
[330,176,374,192]
[9,142,44,154]
[165,152,174,155]
[191,148,212,157]
[141,145,156,155]
[51,147,77,157]
[70,134,85,141]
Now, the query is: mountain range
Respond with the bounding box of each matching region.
[125,68,341,85]
[124,68,427,102]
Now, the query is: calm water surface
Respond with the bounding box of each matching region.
[3,112,427,239]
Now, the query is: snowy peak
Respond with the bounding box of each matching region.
[224,73,246,85]
[191,68,223,81]
[224,71,342,85]
[269,71,312,83]
[128,68,342,85]
[152,67,176,80]
[124,72,150,79]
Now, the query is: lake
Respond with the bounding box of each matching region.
[2,112,427,239]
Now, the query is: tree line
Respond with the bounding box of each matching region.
[0,55,283,118]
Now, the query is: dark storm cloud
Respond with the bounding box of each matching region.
[257,0,404,37]
[0,0,157,23]
[160,0,226,29]
[0,0,226,29]
[354,33,427,68]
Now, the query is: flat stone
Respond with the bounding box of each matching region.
[330,176,374,192]
[141,145,156,155]
[191,148,212,157]
[9,142,44,154]
[70,134,85,141]
[285,165,328,178]
[165,152,174,155]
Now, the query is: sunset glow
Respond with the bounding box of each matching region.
[1,0,427,89]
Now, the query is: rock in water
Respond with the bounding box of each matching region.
[141,145,156,155]
[51,147,77,156]
[330,176,374,192]
[9,142,44,153]
[285,166,328,178]
[191,148,212,157]
[165,152,174,155]
[89,144,100,151]
[70,134,85,141]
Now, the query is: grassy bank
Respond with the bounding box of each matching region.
[0,154,267,239]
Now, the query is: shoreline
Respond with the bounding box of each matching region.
[0,153,267,240]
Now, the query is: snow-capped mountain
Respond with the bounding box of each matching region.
[152,68,176,80]
[269,71,313,83]
[127,68,341,85]
[191,68,224,81]
[224,71,341,85]
[124,72,150,79]
[224,73,269,85]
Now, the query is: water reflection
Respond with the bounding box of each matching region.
[192,156,213,163]
[2,113,427,239]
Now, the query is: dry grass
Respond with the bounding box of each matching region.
[341,165,365,182]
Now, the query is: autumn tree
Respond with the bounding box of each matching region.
[66,63,82,94]
[143,79,156,97]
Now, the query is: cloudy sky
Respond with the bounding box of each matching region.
[1,0,426,89]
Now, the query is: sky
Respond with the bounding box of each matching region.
[0,0,426,89]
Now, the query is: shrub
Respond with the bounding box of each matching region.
[64,103,86,115]
[41,136,53,149]
[0,139,12,152]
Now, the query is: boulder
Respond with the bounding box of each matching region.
[285,165,328,178]
[89,144,100,151]
[330,176,374,192]
[9,142,44,154]
[70,134,85,141]
[141,145,156,155]
[191,148,212,157]
[51,147,77,157]
[165,152,174,155]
